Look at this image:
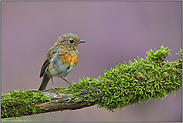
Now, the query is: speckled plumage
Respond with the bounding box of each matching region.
[38,33,85,91]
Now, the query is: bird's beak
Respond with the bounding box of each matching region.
[79,40,86,43]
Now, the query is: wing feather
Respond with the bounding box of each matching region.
[39,46,57,78]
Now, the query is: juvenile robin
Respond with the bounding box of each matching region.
[38,33,85,91]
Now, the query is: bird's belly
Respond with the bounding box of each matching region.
[46,56,75,78]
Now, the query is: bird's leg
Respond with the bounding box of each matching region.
[51,76,59,95]
[61,77,72,86]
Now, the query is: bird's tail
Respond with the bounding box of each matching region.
[38,74,50,90]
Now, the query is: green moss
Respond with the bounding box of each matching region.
[1,89,51,118]
[1,45,182,118]
[58,45,182,112]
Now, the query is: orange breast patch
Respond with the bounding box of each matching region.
[60,51,79,67]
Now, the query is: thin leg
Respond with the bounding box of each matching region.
[61,77,72,86]
[51,76,59,95]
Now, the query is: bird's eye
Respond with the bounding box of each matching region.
[69,40,74,43]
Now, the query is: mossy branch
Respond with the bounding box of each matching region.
[1,45,182,118]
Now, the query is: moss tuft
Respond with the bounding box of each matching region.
[58,45,182,112]
[1,90,51,118]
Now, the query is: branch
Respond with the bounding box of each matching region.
[34,91,96,112]
[1,45,182,118]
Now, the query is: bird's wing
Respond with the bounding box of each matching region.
[39,46,57,78]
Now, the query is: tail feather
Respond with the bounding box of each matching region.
[38,74,50,90]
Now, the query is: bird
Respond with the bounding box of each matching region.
[38,33,85,91]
